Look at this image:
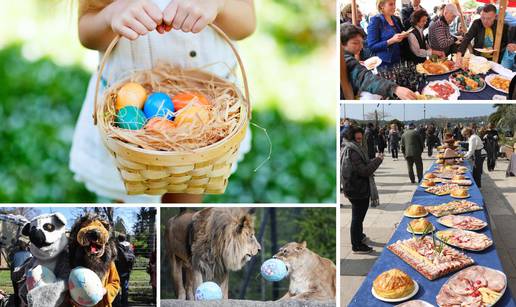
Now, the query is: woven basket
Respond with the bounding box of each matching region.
[93,25,250,195]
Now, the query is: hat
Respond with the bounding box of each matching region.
[444,4,459,16]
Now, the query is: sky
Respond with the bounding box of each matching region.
[340,103,497,121]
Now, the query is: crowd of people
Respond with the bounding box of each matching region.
[340,117,507,254]
[340,0,516,99]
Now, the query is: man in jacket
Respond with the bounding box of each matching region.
[429,4,462,55]
[401,123,425,183]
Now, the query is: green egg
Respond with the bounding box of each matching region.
[116,106,147,130]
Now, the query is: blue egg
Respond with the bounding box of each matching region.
[143,92,175,120]
[260,259,288,282]
[195,282,223,301]
[116,106,147,130]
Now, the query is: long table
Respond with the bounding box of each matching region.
[427,71,507,100]
[349,161,516,306]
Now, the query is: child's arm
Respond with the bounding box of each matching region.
[78,0,163,51]
[163,0,256,40]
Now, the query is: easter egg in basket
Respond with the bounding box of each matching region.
[173,92,210,111]
[116,106,147,130]
[174,104,211,128]
[260,259,288,282]
[143,92,175,120]
[68,267,104,307]
[195,281,223,301]
[26,265,57,291]
[145,117,176,134]
[115,82,147,110]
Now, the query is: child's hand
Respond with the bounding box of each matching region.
[108,0,163,40]
[163,0,226,34]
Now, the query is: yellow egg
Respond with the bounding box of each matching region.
[116,82,147,110]
[175,105,211,127]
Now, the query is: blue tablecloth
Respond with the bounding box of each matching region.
[349,161,516,306]
[427,71,507,100]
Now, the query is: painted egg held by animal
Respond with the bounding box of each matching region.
[195,282,223,301]
[143,92,175,120]
[68,267,104,307]
[115,82,147,110]
[261,259,288,282]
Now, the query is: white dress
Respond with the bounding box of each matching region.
[69,0,251,202]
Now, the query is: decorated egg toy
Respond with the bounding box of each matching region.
[68,267,104,307]
[116,106,147,130]
[261,259,288,282]
[143,92,175,120]
[174,105,210,128]
[145,117,176,134]
[172,92,210,111]
[116,82,147,110]
[26,265,57,291]
[194,281,223,301]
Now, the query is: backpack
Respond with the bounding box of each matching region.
[116,243,135,274]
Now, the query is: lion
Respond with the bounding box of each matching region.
[69,213,120,307]
[165,208,261,299]
[273,241,336,301]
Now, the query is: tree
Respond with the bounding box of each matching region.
[114,216,127,234]
[489,104,516,137]
[132,207,156,256]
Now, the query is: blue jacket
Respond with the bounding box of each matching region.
[367,14,403,66]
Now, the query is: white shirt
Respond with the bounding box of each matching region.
[464,134,484,159]
[408,26,431,58]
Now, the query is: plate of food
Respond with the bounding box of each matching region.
[416,59,458,76]
[424,173,437,180]
[387,237,475,280]
[396,300,434,307]
[485,74,510,94]
[438,215,487,231]
[407,218,435,234]
[449,70,486,92]
[450,188,470,199]
[420,180,437,188]
[426,200,483,217]
[363,56,382,70]
[404,205,428,218]
[422,80,460,100]
[425,184,460,196]
[372,269,419,303]
[474,47,497,54]
[436,266,506,307]
[436,229,493,251]
[445,179,473,186]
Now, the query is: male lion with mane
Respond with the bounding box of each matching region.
[166,208,261,299]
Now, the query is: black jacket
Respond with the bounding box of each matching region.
[344,148,382,200]
[458,18,509,62]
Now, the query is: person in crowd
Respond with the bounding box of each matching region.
[367,0,409,68]
[341,24,417,99]
[365,123,377,160]
[483,123,499,172]
[378,128,387,155]
[401,123,424,183]
[341,126,383,254]
[389,124,401,161]
[341,3,364,26]
[453,124,462,141]
[456,4,513,66]
[426,124,440,157]
[408,9,446,63]
[431,4,447,23]
[429,4,462,55]
[462,127,487,187]
[401,0,424,30]
[114,234,135,307]
[341,118,351,144]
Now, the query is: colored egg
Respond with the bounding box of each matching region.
[144,117,176,134]
[195,282,222,301]
[174,105,210,127]
[260,259,288,282]
[143,92,175,120]
[116,82,147,110]
[172,92,210,111]
[116,106,147,130]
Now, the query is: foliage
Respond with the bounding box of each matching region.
[131,207,157,257]
[489,104,516,135]
[294,208,336,261]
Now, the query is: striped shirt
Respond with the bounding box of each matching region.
[428,16,457,52]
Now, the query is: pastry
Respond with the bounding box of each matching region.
[405,205,427,217]
[437,266,506,307]
[438,215,487,231]
[426,200,483,217]
[387,237,474,280]
[373,269,415,299]
[408,218,434,233]
[420,180,436,187]
[424,173,436,179]
[451,188,469,198]
[436,229,493,251]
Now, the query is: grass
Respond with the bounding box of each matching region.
[0,270,13,294]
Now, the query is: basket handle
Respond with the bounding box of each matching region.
[93,24,251,125]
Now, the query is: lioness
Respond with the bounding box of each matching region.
[273,241,336,301]
[166,208,261,299]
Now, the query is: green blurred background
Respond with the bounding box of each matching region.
[0,0,337,203]
[160,207,336,301]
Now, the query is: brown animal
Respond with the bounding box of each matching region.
[166,208,261,299]
[273,241,336,301]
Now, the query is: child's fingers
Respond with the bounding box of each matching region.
[126,19,149,36]
[172,8,188,30]
[181,13,200,33]
[163,1,179,26]
[118,26,139,40]
[135,12,158,31]
[191,17,209,34]
[142,1,163,25]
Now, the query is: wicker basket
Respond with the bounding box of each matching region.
[93,25,250,195]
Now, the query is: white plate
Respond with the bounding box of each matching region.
[437,266,506,307]
[422,81,460,100]
[404,212,428,218]
[363,56,382,70]
[475,48,496,53]
[396,300,434,307]
[485,74,510,94]
[436,216,487,231]
[372,280,419,303]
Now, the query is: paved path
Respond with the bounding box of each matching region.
[340,153,516,306]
